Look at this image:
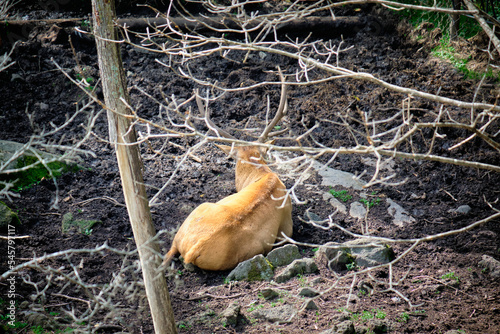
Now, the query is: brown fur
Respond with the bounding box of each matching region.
[163,144,293,271]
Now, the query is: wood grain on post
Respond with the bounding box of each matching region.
[90,0,177,333]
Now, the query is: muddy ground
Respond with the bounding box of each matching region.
[0,2,499,334]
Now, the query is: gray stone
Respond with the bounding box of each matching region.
[387,198,415,227]
[344,238,395,268]
[39,102,49,111]
[305,211,323,222]
[266,244,302,268]
[332,311,351,322]
[478,254,500,278]
[303,299,319,310]
[356,326,369,334]
[317,239,394,270]
[274,258,319,283]
[260,288,280,300]
[298,287,320,297]
[319,320,355,334]
[315,242,355,271]
[452,205,472,214]
[252,304,297,323]
[220,302,240,326]
[323,193,347,215]
[367,319,391,333]
[226,254,274,281]
[349,202,367,220]
[311,277,323,286]
[313,161,365,190]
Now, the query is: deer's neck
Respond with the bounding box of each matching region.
[235,159,272,192]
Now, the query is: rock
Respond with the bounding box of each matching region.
[343,238,395,268]
[356,326,369,334]
[38,102,49,111]
[319,320,355,334]
[332,311,351,322]
[312,161,365,190]
[367,319,391,334]
[349,202,367,220]
[298,287,320,297]
[266,244,302,267]
[61,212,101,235]
[303,299,319,310]
[220,302,240,326]
[25,311,56,329]
[252,304,297,323]
[0,140,82,171]
[274,258,319,283]
[386,198,415,227]
[444,331,466,334]
[323,193,347,215]
[311,277,323,286]
[478,255,500,278]
[315,242,355,271]
[0,201,20,230]
[0,140,82,192]
[448,205,471,214]
[260,288,280,300]
[305,211,323,222]
[226,254,274,281]
[317,239,395,270]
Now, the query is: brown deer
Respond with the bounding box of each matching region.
[163,76,292,271]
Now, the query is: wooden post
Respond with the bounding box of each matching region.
[450,0,461,40]
[90,1,177,333]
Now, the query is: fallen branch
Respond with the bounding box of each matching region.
[117,15,375,36]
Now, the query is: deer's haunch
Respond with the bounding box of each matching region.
[163,144,292,271]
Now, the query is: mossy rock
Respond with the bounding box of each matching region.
[226,254,274,281]
[0,201,20,230]
[266,244,302,268]
[61,212,100,235]
[0,140,83,192]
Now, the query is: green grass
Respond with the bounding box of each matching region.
[329,189,352,202]
[397,0,500,81]
[441,271,460,283]
[431,39,500,80]
[359,197,381,209]
[348,308,387,323]
[397,0,490,40]
[397,312,410,323]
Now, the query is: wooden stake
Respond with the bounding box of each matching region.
[91,1,177,333]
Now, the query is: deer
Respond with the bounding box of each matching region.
[163,75,292,271]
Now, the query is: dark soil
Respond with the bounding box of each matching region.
[1,3,499,334]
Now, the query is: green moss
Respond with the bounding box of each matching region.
[0,201,20,227]
[0,155,81,192]
[61,213,100,235]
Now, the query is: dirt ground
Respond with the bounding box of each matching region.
[0,2,499,334]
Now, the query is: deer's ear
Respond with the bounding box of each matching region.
[261,140,275,154]
[215,144,234,156]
